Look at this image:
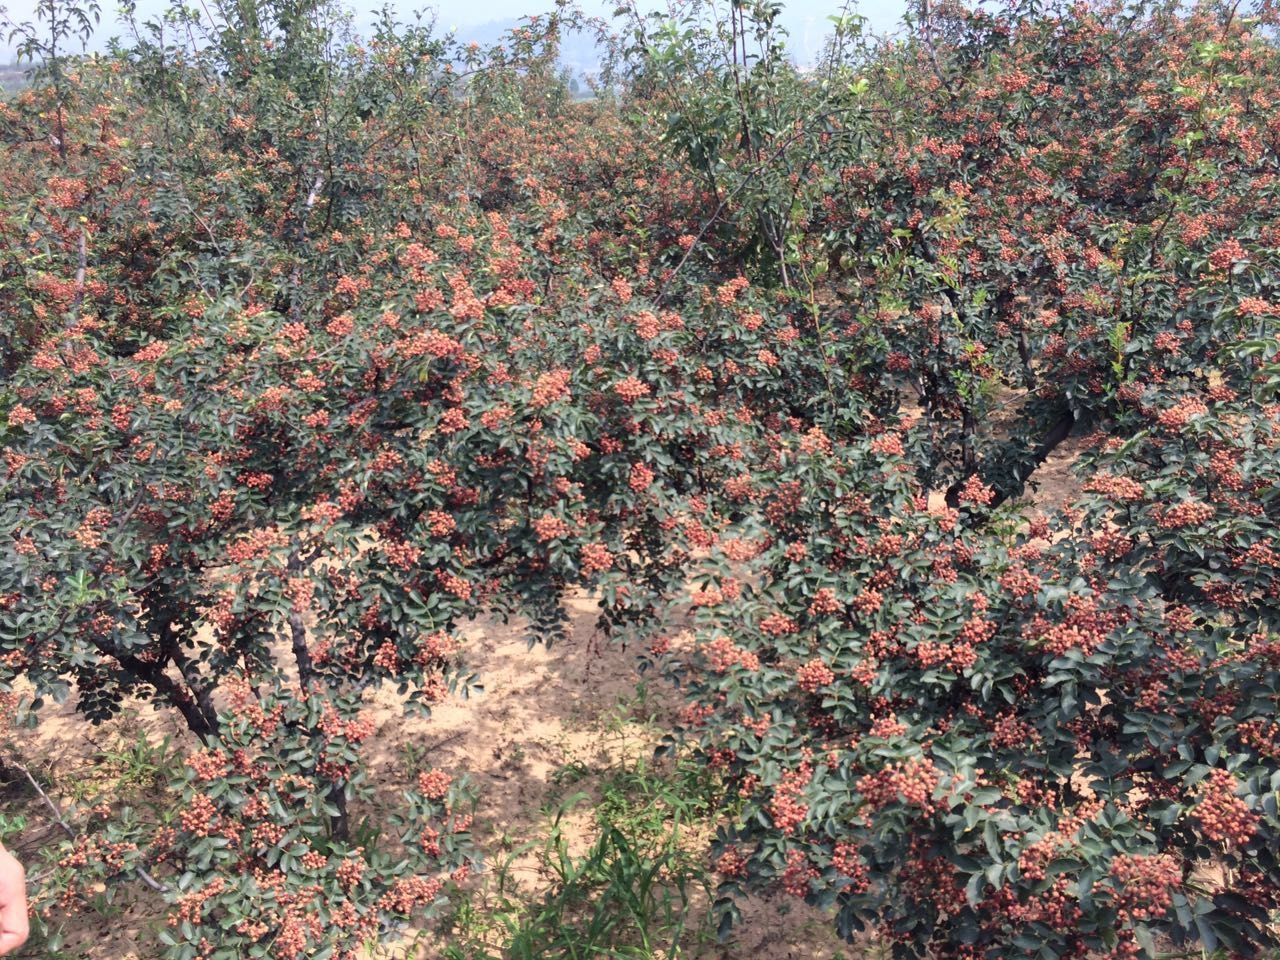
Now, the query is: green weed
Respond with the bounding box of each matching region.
[443,752,721,959]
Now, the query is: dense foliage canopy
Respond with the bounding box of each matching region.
[1,0,1278,956]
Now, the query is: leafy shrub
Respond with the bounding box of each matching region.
[1,0,1278,956]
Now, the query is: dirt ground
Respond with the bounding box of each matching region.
[1019,432,1090,516]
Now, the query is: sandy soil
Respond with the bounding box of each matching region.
[1019,431,1089,516]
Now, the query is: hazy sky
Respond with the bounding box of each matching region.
[0,0,909,60]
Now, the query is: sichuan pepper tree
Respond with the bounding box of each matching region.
[813,0,1280,507]
[659,341,1280,956]
[2,0,1279,956]
[652,113,1280,960]
[625,0,1280,507]
[0,7,829,953]
[633,5,1280,953]
[0,3,771,955]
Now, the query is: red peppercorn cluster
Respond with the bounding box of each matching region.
[768,765,813,834]
[999,564,1042,599]
[857,757,941,813]
[715,277,749,306]
[990,711,1039,750]
[780,848,819,897]
[1108,853,1181,923]
[1023,594,1114,656]
[759,611,799,636]
[807,586,842,616]
[579,541,614,574]
[704,635,760,672]
[796,657,836,693]
[958,475,996,507]
[613,375,651,403]
[1155,397,1209,430]
[180,794,221,837]
[1237,718,1280,759]
[376,874,443,914]
[187,749,231,782]
[1017,833,1064,883]
[1156,499,1215,530]
[532,512,571,542]
[628,461,655,492]
[831,842,871,893]
[417,769,453,800]
[1194,769,1259,846]
[1208,237,1246,269]
[716,847,749,879]
[868,713,907,738]
[170,877,227,927]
